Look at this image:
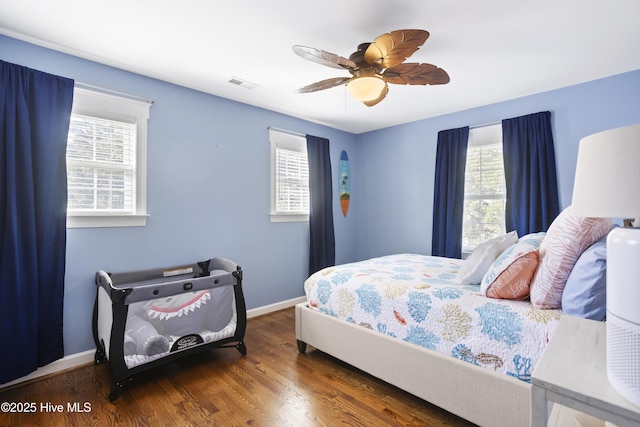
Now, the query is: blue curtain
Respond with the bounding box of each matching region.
[0,61,74,383]
[502,111,560,236]
[431,126,469,259]
[306,135,335,276]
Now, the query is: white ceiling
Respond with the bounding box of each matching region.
[1,0,639,134]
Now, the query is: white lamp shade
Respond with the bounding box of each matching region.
[571,124,640,218]
[346,76,386,102]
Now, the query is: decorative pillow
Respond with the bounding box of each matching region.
[561,228,611,320]
[455,231,518,285]
[530,206,611,309]
[481,232,546,300]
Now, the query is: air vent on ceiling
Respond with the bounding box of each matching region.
[229,77,258,89]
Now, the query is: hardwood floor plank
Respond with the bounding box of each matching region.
[0,308,475,426]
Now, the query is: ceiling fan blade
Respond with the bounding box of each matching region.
[383,63,450,85]
[362,85,389,107]
[292,45,357,70]
[364,29,430,69]
[295,77,353,93]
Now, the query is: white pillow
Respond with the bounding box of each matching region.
[455,231,518,285]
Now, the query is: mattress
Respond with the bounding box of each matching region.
[304,253,562,382]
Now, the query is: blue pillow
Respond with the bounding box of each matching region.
[561,231,609,320]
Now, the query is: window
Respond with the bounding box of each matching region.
[462,124,506,251]
[269,128,309,222]
[66,88,151,228]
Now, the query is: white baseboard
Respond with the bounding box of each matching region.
[0,296,306,390]
[246,296,306,318]
[0,349,95,390]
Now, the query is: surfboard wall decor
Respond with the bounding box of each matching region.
[339,150,350,217]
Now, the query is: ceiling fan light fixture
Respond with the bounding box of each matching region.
[346,76,387,102]
[293,30,448,105]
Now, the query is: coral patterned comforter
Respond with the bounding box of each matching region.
[304,254,562,382]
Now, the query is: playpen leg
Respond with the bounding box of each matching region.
[108,378,131,402]
[108,384,122,401]
[94,348,106,365]
[236,342,247,355]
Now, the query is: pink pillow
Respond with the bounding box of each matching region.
[481,232,545,300]
[530,207,611,309]
[486,252,539,300]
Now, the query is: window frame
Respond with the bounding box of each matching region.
[462,124,506,252]
[66,88,151,228]
[268,129,309,223]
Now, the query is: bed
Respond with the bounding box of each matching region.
[296,208,612,427]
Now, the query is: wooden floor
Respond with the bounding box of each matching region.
[0,308,475,426]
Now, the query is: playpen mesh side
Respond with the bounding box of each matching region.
[119,283,237,368]
[97,286,114,359]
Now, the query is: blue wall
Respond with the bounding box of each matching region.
[2,34,639,358]
[354,69,640,260]
[1,35,358,356]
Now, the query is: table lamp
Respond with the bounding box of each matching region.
[571,123,640,407]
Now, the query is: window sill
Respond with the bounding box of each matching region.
[67,214,149,229]
[269,213,309,223]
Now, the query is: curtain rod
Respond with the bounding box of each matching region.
[469,120,501,130]
[75,81,154,104]
[268,126,306,138]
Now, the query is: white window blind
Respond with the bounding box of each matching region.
[462,124,506,250]
[67,114,136,213]
[275,145,309,214]
[269,128,309,222]
[66,87,151,228]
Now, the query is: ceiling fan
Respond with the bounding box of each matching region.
[292,29,450,107]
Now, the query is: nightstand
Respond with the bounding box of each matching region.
[532,315,640,427]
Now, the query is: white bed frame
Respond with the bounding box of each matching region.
[295,302,532,427]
